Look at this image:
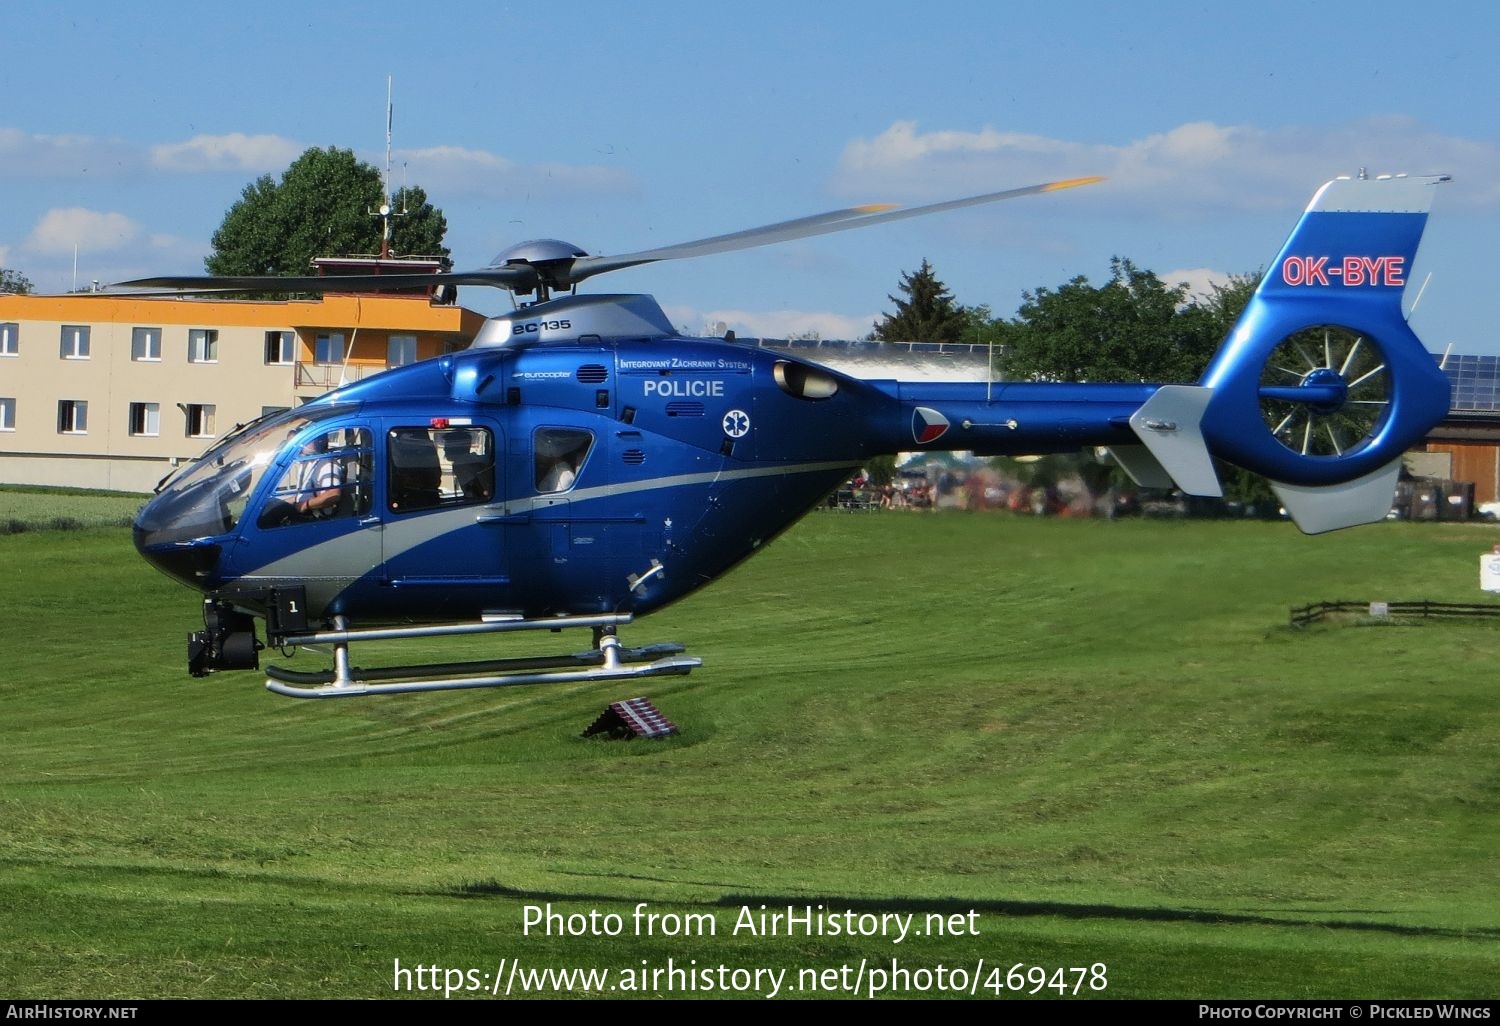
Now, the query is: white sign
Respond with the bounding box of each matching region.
[1481,555,1500,593]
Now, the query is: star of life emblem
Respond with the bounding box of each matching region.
[722,409,751,438]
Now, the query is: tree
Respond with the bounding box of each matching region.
[206,147,449,277]
[0,268,32,294]
[1181,271,1261,344]
[1179,271,1276,512]
[871,259,969,343]
[1000,261,1273,513]
[1001,257,1221,384]
[956,302,1017,347]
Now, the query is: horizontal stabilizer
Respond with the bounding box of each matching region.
[1271,459,1402,535]
[1104,445,1176,490]
[1128,386,1223,497]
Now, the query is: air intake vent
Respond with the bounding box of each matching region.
[622,449,646,465]
[666,401,704,417]
[576,364,609,384]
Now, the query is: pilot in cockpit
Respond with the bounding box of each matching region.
[260,432,345,526]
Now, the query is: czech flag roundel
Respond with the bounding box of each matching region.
[912,407,949,444]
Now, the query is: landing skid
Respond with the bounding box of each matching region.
[263,613,700,698]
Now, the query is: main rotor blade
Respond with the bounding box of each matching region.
[568,176,1104,284]
[113,267,538,295]
[108,175,1101,297]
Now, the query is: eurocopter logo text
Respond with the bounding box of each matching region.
[1280,255,1405,287]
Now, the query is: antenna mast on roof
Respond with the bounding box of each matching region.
[371,75,405,258]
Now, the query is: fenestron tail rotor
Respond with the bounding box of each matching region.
[1257,325,1392,460]
[113,176,1103,301]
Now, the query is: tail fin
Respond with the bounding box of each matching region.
[1133,174,1451,533]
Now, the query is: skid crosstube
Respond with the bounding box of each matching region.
[261,612,700,698]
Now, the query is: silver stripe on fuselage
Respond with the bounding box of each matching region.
[238,459,858,581]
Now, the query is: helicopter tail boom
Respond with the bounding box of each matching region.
[877,175,1451,533]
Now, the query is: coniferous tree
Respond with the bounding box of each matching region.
[871,259,968,343]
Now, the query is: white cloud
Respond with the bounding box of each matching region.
[24,208,141,255]
[837,120,1111,199]
[0,127,139,177]
[842,120,1089,169]
[836,118,1500,211]
[150,133,302,173]
[396,145,637,200]
[1160,267,1237,302]
[664,304,877,340]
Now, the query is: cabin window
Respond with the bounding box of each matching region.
[534,427,593,493]
[387,425,496,513]
[257,426,372,529]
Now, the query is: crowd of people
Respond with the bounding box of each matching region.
[827,468,1133,518]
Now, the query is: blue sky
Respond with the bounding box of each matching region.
[4,1,1499,353]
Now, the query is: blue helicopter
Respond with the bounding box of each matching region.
[127,172,1450,699]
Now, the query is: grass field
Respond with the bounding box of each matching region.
[1,509,1497,999]
[0,486,147,531]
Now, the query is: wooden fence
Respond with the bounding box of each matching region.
[1289,600,1500,627]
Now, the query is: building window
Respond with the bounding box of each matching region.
[0,322,17,356]
[314,332,345,366]
[388,334,418,367]
[60,325,90,360]
[261,405,291,419]
[188,328,219,363]
[0,398,14,431]
[128,401,160,437]
[131,327,162,362]
[58,399,88,434]
[185,403,216,438]
[265,330,295,365]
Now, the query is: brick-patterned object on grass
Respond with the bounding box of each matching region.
[582,697,679,739]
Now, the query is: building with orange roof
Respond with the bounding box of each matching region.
[0,286,488,492]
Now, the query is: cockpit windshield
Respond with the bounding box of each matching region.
[134,405,356,548]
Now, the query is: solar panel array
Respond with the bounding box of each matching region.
[1441,353,1500,413]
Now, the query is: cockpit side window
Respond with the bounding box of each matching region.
[257,427,372,529]
[534,427,593,493]
[134,404,358,548]
[388,426,495,513]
